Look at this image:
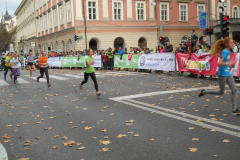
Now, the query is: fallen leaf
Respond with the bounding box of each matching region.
[192,138,199,141]
[189,127,194,130]
[35,137,41,139]
[223,139,230,143]
[62,136,68,140]
[34,122,41,125]
[23,123,28,125]
[54,135,59,138]
[209,114,215,117]
[71,126,77,128]
[52,146,57,149]
[83,108,87,110]
[92,137,97,139]
[212,155,217,157]
[210,129,216,132]
[189,148,198,152]
[102,129,107,132]
[78,147,86,150]
[150,138,154,141]
[206,99,212,102]
[134,134,139,137]
[2,134,11,139]
[18,158,30,160]
[116,134,127,138]
[110,113,116,115]
[99,140,111,145]
[102,147,109,151]
[77,143,82,145]
[44,127,53,130]
[84,126,92,130]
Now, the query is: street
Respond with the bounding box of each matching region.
[0,69,240,160]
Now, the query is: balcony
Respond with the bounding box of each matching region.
[213,18,240,26]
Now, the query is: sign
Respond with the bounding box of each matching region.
[138,53,175,71]
[9,43,14,48]
[114,54,139,69]
[199,12,207,29]
[203,36,207,43]
[9,47,15,53]
[218,2,227,13]
[31,42,36,48]
[48,57,62,67]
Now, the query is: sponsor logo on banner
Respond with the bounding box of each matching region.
[140,56,146,66]
[180,56,210,72]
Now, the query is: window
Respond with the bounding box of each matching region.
[67,2,71,22]
[160,3,169,21]
[197,4,205,21]
[49,12,52,29]
[233,6,239,18]
[88,1,97,20]
[60,6,64,25]
[179,4,188,21]
[136,2,145,20]
[113,2,122,20]
[54,9,58,27]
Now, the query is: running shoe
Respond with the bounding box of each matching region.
[10,74,12,79]
[232,109,240,115]
[37,77,39,82]
[79,83,83,90]
[96,91,101,97]
[48,84,51,87]
[199,89,205,97]
[14,81,16,84]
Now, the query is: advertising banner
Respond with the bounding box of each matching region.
[86,55,102,68]
[48,57,62,67]
[138,53,175,71]
[61,56,85,67]
[114,54,139,68]
[176,53,219,75]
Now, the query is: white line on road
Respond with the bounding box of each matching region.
[29,76,47,82]
[49,75,69,80]
[125,99,240,131]
[118,100,240,138]
[62,74,83,78]
[0,80,9,86]
[16,78,30,84]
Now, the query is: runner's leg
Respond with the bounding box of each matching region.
[12,68,17,82]
[89,72,98,92]
[38,68,44,79]
[81,72,90,86]
[32,65,36,71]
[226,76,237,110]
[205,76,227,95]
[4,66,8,79]
[44,68,50,84]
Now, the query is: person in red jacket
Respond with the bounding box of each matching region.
[102,51,108,70]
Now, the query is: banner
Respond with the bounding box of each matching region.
[48,57,62,67]
[86,55,101,68]
[177,53,219,75]
[138,53,175,71]
[114,54,139,68]
[232,53,240,76]
[61,56,85,67]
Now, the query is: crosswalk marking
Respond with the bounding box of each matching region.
[62,74,83,78]
[29,76,47,82]
[0,80,9,86]
[49,75,69,80]
[17,78,30,84]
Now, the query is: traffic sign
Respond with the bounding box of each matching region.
[9,43,14,48]
[31,42,36,48]
[203,36,207,43]
[218,2,227,14]
[199,12,207,29]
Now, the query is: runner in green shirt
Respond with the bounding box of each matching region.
[79,49,101,97]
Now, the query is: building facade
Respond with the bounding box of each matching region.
[33,0,240,53]
[15,0,37,54]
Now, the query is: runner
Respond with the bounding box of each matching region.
[27,51,36,77]
[37,51,51,87]
[10,53,22,84]
[199,37,239,115]
[4,52,13,81]
[79,49,101,96]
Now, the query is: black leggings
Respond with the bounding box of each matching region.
[38,67,50,84]
[81,72,98,92]
[4,66,13,77]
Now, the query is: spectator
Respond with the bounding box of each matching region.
[193,46,197,53]
[191,30,198,48]
[181,43,188,53]
[124,48,128,54]
[160,46,165,53]
[205,45,211,53]
[155,46,160,53]
[82,49,86,56]
[102,51,108,70]
[107,48,114,70]
[118,47,124,55]
[179,44,182,50]
[233,40,239,53]
[187,37,191,47]
[172,46,181,54]
[165,42,173,52]
[145,48,151,54]
[195,45,203,57]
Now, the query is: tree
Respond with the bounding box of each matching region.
[0,27,15,52]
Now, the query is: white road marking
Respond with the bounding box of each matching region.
[29,76,46,82]
[16,78,30,84]
[0,80,9,86]
[118,100,240,138]
[62,74,83,78]
[49,75,69,80]
[125,99,240,131]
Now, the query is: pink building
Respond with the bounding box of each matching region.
[35,0,240,53]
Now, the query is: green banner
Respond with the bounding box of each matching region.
[114,54,139,69]
[61,56,85,67]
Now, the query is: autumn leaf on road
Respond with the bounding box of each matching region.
[52,146,57,149]
[102,147,109,151]
[44,127,53,130]
[189,148,198,152]
[2,134,11,139]
[223,139,230,143]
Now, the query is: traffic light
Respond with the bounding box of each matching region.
[207,28,214,35]
[159,37,163,44]
[75,35,78,41]
[220,14,229,34]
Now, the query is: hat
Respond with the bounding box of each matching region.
[109,47,112,50]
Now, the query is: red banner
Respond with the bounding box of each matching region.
[176,53,219,75]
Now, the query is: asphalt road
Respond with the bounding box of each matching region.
[0,69,239,160]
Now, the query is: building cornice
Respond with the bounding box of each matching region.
[177,0,191,3]
[195,0,207,4]
[14,0,29,15]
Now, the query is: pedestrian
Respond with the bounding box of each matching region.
[79,49,101,97]
[10,53,22,84]
[233,40,239,53]
[107,48,114,70]
[165,42,173,52]
[4,52,13,81]
[102,51,108,70]
[27,51,36,77]
[37,51,51,87]
[190,30,198,48]
[199,37,239,115]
